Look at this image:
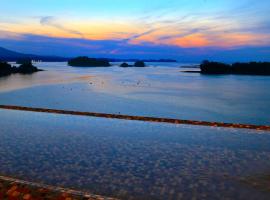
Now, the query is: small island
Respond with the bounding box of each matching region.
[183,60,270,76]
[120,62,131,67]
[68,56,111,67]
[0,61,42,77]
[120,61,146,68]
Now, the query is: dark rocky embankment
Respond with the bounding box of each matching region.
[68,57,111,67]
[0,62,42,77]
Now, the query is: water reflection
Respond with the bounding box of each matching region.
[0,62,270,125]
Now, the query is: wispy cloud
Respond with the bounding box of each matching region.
[157,28,207,41]
[1,0,270,52]
[40,16,84,38]
[123,29,158,42]
[0,16,20,24]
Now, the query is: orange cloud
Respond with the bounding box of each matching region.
[210,33,270,47]
[169,33,210,47]
[2,18,270,49]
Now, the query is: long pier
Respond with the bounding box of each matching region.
[0,105,269,131]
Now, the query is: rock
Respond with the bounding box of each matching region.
[23,194,31,200]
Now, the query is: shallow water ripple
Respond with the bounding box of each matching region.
[0,110,270,199]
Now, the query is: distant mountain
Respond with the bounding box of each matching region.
[0,47,68,62]
[0,46,177,63]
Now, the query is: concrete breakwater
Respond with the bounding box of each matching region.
[0,105,269,131]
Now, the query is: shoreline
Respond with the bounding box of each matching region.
[0,175,117,200]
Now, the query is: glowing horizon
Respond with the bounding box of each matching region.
[1,0,270,61]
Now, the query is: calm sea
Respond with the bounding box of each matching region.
[0,62,269,125]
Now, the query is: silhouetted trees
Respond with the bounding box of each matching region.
[120,61,147,68]
[16,63,41,74]
[200,60,270,75]
[120,62,130,67]
[134,61,146,67]
[200,60,230,74]
[68,57,111,67]
[0,62,13,76]
[16,58,32,65]
[231,62,270,75]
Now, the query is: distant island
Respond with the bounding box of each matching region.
[184,60,270,76]
[68,57,148,68]
[200,61,270,75]
[120,61,146,67]
[0,62,42,77]
[68,57,111,67]
[0,46,177,64]
[111,58,177,63]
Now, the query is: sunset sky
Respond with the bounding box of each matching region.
[1,0,270,61]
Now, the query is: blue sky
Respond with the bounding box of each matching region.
[1,0,270,61]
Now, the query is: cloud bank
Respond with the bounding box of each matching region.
[0,32,269,62]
